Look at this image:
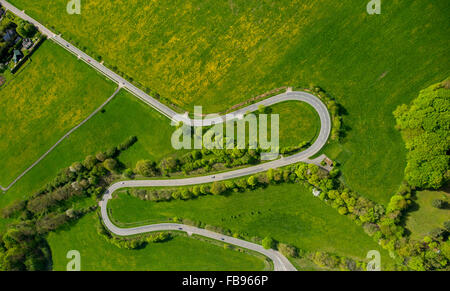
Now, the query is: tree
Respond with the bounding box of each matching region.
[70,162,83,173]
[105,147,118,158]
[192,185,201,196]
[393,80,450,189]
[160,157,178,175]
[432,199,445,209]
[181,189,192,200]
[135,160,157,177]
[278,243,298,258]
[16,21,37,38]
[123,168,134,178]
[262,236,276,250]
[443,221,450,232]
[95,152,107,162]
[103,158,118,172]
[247,175,257,188]
[83,155,97,170]
[210,181,226,195]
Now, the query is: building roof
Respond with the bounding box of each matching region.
[23,38,33,49]
[12,49,22,63]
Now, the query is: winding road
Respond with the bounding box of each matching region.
[1,0,332,271]
[101,90,330,272]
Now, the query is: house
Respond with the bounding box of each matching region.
[12,49,22,64]
[2,29,16,42]
[22,38,33,49]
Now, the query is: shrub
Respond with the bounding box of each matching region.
[443,221,450,232]
[123,168,134,179]
[278,243,298,258]
[262,236,276,250]
[210,181,226,195]
[135,160,158,177]
[432,199,445,209]
[95,152,107,162]
[83,155,98,170]
[103,158,118,172]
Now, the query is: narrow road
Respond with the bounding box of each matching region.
[101,89,330,272]
[1,1,332,271]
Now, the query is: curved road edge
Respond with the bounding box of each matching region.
[100,188,296,271]
[100,90,331,272]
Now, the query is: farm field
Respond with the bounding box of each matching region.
[0,40,116,186]
[9,0,450,204]
[405,190,450,240]
[0,90,318,217]
[108,182,395,268]
[48,213,268,271]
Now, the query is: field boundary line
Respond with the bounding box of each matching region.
[0,88,120,191]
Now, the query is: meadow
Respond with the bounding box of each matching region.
[0,40,116,186]
[47,213,268,271]
[108,182,395,267]
[10,0,450,204]
[0,90,318,218]
[405,190,450,240]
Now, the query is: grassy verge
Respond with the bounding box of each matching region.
[0,40,116,185]
[47,212,269,271]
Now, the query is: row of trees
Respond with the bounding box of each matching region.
[96,217,171,250]
[129,164,323,203]
[133,147,262,179]
[0,137,138,270]
[310,86,345,141]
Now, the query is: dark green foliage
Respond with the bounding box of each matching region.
[135,160,158,177]
[210,181,226,195]
[431,199,446,209]
[278,243,298,258]
[261,236,275,250]
[393,79,450,189]
[103,158,118,172]
[0,136,137,270]
[444,221,450,232]
[16,20,37,38]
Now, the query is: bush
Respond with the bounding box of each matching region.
[95,152,107,162]
[83,155,98,170]
[123,168,134,179]
[278,243,298,258]
[262,236,276,250]
[103,158,118,172]
[135,160,158,177]
[210,181,226,195]
[432,199,446,209]
[443,221,450,232]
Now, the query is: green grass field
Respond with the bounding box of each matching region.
[47,213,268,271]
[10,0,450,204]
[0,90,318,217]
[0,40,116,186]
[405,190,450,240]
[108,182,395,267]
